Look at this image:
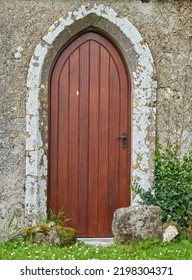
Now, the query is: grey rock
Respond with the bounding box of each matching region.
[33,229,61,245]
[31,222,61,245]
[163,225,179,242]
[21,222,77,246]
[112,205,163,244]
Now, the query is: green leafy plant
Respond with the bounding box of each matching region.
[132,143,192,227]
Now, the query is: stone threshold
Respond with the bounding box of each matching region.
[77,238,114,246]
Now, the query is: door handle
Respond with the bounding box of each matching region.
[117,132,127,150]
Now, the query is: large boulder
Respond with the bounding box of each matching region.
[112,205,163,244]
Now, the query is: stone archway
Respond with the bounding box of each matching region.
[26,4,157,224]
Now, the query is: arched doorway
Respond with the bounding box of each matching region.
[26,5,156,228]
[48,31,131,237]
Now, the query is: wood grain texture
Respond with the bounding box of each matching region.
[49,32,131,237]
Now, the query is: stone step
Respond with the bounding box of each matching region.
[78,238,113,246]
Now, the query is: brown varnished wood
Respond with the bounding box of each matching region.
[108,57,120,227]
[49,31,131,237]
[88,40,100,236]
[98,46,110,234]
[78,42,89,236]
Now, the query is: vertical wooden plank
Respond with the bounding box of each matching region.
[98,46,110,236]
[78,42,89,236]
[57,60,69,219]
[88,40,99,236]
[68,49,79,230]
[108,57,120,224]
[119,70,130,206]
[126,74,131,205]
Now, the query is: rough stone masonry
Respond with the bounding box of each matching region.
[0,0,192,241]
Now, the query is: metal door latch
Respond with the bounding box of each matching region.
[117,132,127,150]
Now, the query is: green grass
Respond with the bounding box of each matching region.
[0,237,192,260]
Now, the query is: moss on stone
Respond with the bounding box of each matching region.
[22,223,51,241]
[56,225,77,246]
[21,223,77,246]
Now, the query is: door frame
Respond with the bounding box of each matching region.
[26,4,157,225]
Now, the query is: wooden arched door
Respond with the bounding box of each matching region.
[48,31,131,237]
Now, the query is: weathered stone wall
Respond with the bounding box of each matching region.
[0,0,191,240]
